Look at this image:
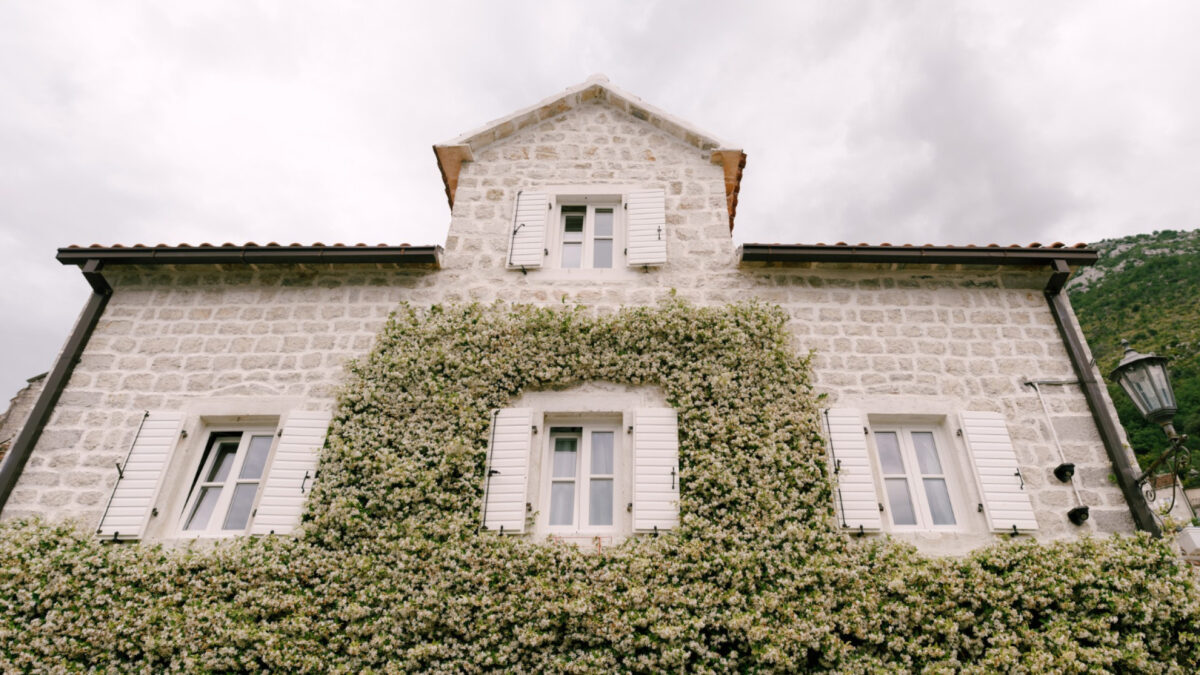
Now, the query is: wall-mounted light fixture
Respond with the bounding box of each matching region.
[1109,340,1193,511]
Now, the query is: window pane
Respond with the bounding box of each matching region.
[593,239,613,268]
[874,432,905,474]
[222,483,259,530]
[589,479,613,526]
[924,478,956,525]
[239,435,273,480]
[552,438,578,478]
[206,443,238,482]
[591,432,614,474]
[885,478,917,525]
[185,486,221,530]
[594,209,614,236]
[1149,367,1174,409]
[1127,368,1162,413]
[563,215,584,239]
[561,243,582,268]
[911,432,943,475]
[549,483,574,525]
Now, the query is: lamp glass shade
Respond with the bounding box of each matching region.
[1111,348,1177,425]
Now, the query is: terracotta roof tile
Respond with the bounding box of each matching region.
[67,242,415,250]
[756,242,1092,250]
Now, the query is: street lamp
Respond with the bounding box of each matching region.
[1109,340,1191,508]
[1111,340,1180,436]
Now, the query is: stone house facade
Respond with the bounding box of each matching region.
[0,76,1159,553]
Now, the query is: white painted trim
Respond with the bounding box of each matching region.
[541,419,622,536]
[177,426,278,538]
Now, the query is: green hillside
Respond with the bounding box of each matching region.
[1068,229,1200,487]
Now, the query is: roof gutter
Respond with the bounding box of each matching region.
[739,243,1099,267]
[1043,259,1160,535]
[0,260,111,513]
[56,244,442,267]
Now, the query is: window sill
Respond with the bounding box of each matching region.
[851,529,1024,556]
[510,266,656,281]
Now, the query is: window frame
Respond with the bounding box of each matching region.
[175,425,279,539]
[546,196,625,270]
[539,415,623,537]
[868,422,966,533]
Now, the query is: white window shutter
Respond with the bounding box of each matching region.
[960,411,1039,533]
[633,407,679,532]
[824,409,882,532]
[97,411,184,541]
[249,410,331,536]
[482,408,532,533]
[625,189,667,267]
[507,191,548,269]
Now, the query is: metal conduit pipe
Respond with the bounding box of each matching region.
[1025,379,1086,507]
[1043,259,1160,535]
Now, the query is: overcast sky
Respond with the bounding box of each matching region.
[2,1,1199,400]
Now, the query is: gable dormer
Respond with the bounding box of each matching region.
[434,75,745,273]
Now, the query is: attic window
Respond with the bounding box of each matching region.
[558,203,618,269]
[506,189,666,271]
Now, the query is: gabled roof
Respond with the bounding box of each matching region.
[433,75,747,230]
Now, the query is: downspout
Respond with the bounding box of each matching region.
[1043,259,1160,535]
[0,259,112,513]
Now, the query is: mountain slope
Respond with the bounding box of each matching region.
[1068,229,1200,486]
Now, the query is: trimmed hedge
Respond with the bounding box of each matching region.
[2,300,1198,671]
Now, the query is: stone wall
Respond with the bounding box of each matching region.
[442,101,735,275]
[3,99,1139,551]
[2,265,439,525]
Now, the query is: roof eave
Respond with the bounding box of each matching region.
[738,244,1098,267]
[56,245,444,268]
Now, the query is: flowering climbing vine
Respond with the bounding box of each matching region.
[1,300,1198,671]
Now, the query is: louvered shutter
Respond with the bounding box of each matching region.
[625,190,667,267]
[632,408,679,532]
[824,409,882,531]
[97,411,184,540]
[959,411,1039,533]
[507,192,549,269]
[482,408,532,533]
[249,410,331,536]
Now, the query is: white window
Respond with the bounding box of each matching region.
[506,188,666,270]
[179,428,276,536]
[545,423,619,531]
[824,408,1040,539]
[481,396,679,545]
[552,202,622,269]
[96,409,331,541]
[871,425,957,529]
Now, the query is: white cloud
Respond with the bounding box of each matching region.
[2,0,1199,397]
